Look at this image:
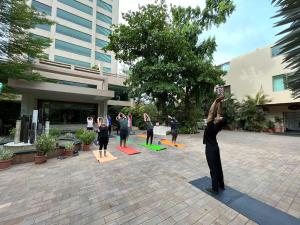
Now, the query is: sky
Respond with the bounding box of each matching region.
[118,0,283,65]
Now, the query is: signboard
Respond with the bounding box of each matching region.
[154,126,171,136]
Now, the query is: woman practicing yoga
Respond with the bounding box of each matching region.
[203,96,227,194]
[116,112,128,148]
[86,116,94,131]
[168,115,179,145]
[144,113,154,145]
[97,117,109,157]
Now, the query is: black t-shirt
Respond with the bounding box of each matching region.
[171,120,179,132]
[203,120,224,146]
[145,121,154,131]
[98,126,109,139]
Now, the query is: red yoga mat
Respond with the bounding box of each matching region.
[117,146,141,155]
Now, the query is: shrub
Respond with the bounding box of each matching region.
[9,128,16,138]
[78,130,96,145]
[267,120,275,129]
[179,126,198,134]
[65,142,74,151]
[0,149,14,161]
[36,134,56,156]
[75,128,85,139]
[49,128,61,138]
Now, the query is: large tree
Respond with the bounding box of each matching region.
[272,0,300,98]
[0,0,52,93]
[106,0,235,132]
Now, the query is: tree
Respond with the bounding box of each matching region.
[106,0,235,132]
[272,0,300,98]
[0,0,52,93]
[222,92,240,130]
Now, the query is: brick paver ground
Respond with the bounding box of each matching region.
[0,131,300,225]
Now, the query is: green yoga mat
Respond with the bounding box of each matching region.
[116,137,134,143]
[139,143,167,151]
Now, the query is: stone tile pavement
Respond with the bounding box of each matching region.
[0,131,300,225]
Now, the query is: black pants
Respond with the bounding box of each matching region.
[172,132,178,142]
[99,137,109,150]
[205,145,224,192]
[108,125,112,136]
[146,129,153,145]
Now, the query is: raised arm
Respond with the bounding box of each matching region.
[207,96,224,122]
[97,117,103,126]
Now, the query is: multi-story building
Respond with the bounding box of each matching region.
[4,0,133,131]
[220,45,300,131]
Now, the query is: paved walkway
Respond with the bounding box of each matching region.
[0,131,300,225]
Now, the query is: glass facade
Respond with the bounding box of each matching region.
[56,24,91,43]
[95,51,111,63]
[32,0,52,15]
[273,74,287,92]
[271,45,283,57]
[96,25,112,36]
[36,23,51,31]
[96,12,112,25]
[221,62,230,72]
[58,0,93,15]
[38,100,98,124]
[96,38,108,48]
[97,0,112,12]
[54,55,91,68]
[57,9,92,29]
[103,67,111,73]
[108,85,129,101]
[55,80,97,89]
[55,40,91,57]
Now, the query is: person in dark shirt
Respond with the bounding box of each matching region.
[116,112,128,148]
[144,113,154,145]
[203,96,227,194]
[168,115,179,145]
[97,117,109,157]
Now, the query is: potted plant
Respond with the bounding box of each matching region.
[274,117,283,133]
[78,130,96,151]
[35,134,56,164]
[0,149,14,170]
[267,120,275,133]
[64,142,74,157]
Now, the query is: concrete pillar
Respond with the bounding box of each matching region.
[98,101,108,117]
[14,120,21,144]
[45,121,50,136]
[21,94,36,116]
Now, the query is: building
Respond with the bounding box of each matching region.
[221,45,300,131]
[4,0,132,132]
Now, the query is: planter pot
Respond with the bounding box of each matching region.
[83,144,90,151]
[274,127,282,133]
[0,159,12,170]
[268,129,274,133]
[65,150,73,157]
[35,155,47,164]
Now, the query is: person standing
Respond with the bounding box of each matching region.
[107,115,112,136]
[203,96,227,195]
[116,112,128,148]
[97,117,109,157]
[86,116,94,131]
[168,116,179,145]
[144,113,154,145]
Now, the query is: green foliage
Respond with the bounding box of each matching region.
[76,130,97,145]
[75,128,85,140]
[0,0,53,92]
[222,93,240,130]
[49,128,61,139]
[272,0,300,98]
[65,142,74,151]
[267,120,275,129]
[121,104,158,129]
[36,134,56,156]
[9,128,16,137]
[0,149,14,160]
[105,0,235,131]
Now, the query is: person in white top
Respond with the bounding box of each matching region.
[87,116,94,131]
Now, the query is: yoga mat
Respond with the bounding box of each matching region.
[160,139,185,148]
[137,134,147,138]
[117,146,140,155]
[92,150,117,163]
[190,176,300,225]
[115,137,134,143]
[139,143,167,151]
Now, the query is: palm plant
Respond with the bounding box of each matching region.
[272,0,300,98]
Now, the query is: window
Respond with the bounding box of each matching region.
[96,25,112,36]
[55,40,91,57]
[103,67,111,73]
[220,62,230,72]
[97,0,112,12]
[96,38,108,48]
[224,85,231,94]
[32,0,52,15]
[57,9,92,29]
[56,24,91,43]
[96,12,112,25]
[55,80,97,89]
[271,45,283,57]
[35,23,51,31]
[54,55,91,68]
[95,51,111,63]
[108,85,129,101]
[273,74,288,92]
[57,0,93,15]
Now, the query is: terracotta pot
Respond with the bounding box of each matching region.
[65,150,73,157]
[0,159,12,170]
[35,155,47,164]
[268,128,274,133]
[83,144,90,151]
[274,127,282,133]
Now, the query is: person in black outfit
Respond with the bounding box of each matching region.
[144,113,154,145]
[203,96,227,195]
[97,117,109,157]
[168,116,179,144]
